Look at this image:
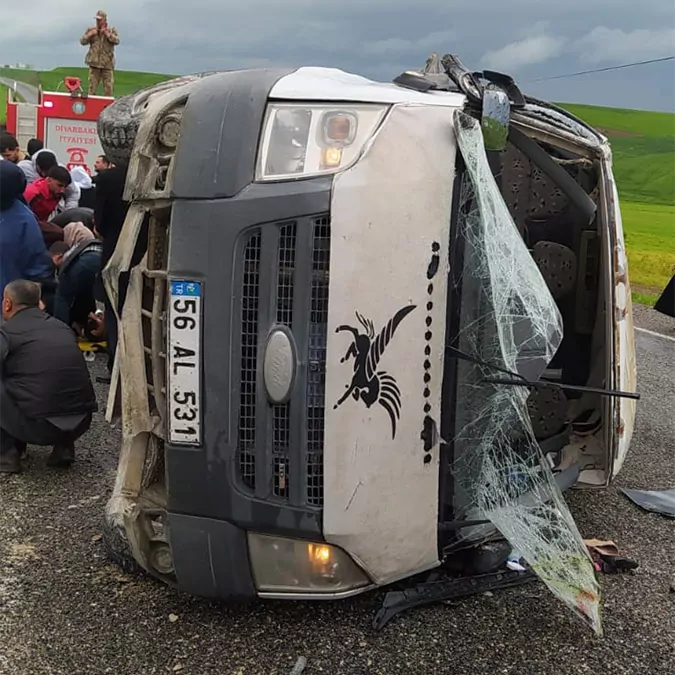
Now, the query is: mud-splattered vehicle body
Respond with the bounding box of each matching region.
[99,55,637,632]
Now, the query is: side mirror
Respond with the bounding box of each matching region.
[481,84,510,152]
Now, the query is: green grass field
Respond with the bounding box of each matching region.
[561,103,675,207]
[2,67,673,302]
[559,104,675,138]
[559,103,675,303]
[0,66,173,99]
[39,67,173,96]
[621,201,674,301]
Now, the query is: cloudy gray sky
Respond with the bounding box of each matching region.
[2,0,674,111]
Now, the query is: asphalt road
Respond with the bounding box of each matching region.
[1,308,673,675]
[0,77,39,104]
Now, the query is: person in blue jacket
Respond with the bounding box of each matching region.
[0,161,54,299]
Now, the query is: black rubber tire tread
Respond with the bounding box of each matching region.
[97,73,214,167]
[101,516,146,577]
[97,94,137,167]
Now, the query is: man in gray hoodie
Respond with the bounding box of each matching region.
[18,148,80,213]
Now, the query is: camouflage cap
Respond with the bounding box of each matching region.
[96,10,107,19]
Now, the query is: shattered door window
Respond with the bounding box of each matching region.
[450,112,601,634]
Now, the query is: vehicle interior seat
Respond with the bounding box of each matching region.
[500,140,600,447]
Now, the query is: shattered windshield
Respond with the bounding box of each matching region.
[450,112,602,634]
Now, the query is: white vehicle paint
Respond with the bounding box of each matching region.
[271,67,465,107]
[606,177,638,478]
[323,104,456,583]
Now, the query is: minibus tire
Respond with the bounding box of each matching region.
[97,94,138,167]
[97,73,215,167]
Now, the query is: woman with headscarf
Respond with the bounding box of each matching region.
[49,222,103,332]
[0,161,53,296]
[64,221,95,248]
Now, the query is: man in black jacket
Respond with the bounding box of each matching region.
[0,280,98,474]
[93,164,133,374]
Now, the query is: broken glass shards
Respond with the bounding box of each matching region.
[450,111,601,634]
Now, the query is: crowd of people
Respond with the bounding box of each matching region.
[0,132,127,474]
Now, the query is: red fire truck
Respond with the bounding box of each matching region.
[5,77,113,175]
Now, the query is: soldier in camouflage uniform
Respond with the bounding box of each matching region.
[80,10,120,97]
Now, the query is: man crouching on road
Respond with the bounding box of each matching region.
[0,280,97,474]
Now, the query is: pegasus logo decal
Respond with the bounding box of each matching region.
[334,305,416,439]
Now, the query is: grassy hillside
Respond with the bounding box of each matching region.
[561,103,675,207]
[0,66,173,99]
[0,67,40,87]
[559,103,675,303]
[1,66,172,126]
[2,67,673,301]
[40,67,173,96]
[620,202,674,302]
[559,104,675,138]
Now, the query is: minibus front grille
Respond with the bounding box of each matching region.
[272,222,297,498]
[238,232,262,490]
[235,215,331,508]
[306,217,330,507]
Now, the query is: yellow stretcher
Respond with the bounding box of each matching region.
[77,339,108,353]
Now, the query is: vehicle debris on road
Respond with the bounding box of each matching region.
[620,487,675,518]
[584,539,639,574]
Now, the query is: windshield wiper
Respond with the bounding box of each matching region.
[447,345,640,401]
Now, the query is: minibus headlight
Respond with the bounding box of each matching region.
[247,533,371,594]
[256,103,389,181]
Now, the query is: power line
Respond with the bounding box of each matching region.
[526,56,675,83]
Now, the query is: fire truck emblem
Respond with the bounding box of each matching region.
[72,101,86,115]
[66,147,91,174]
[334,305,416,439]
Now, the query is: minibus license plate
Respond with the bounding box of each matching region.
[168,280,202,446]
